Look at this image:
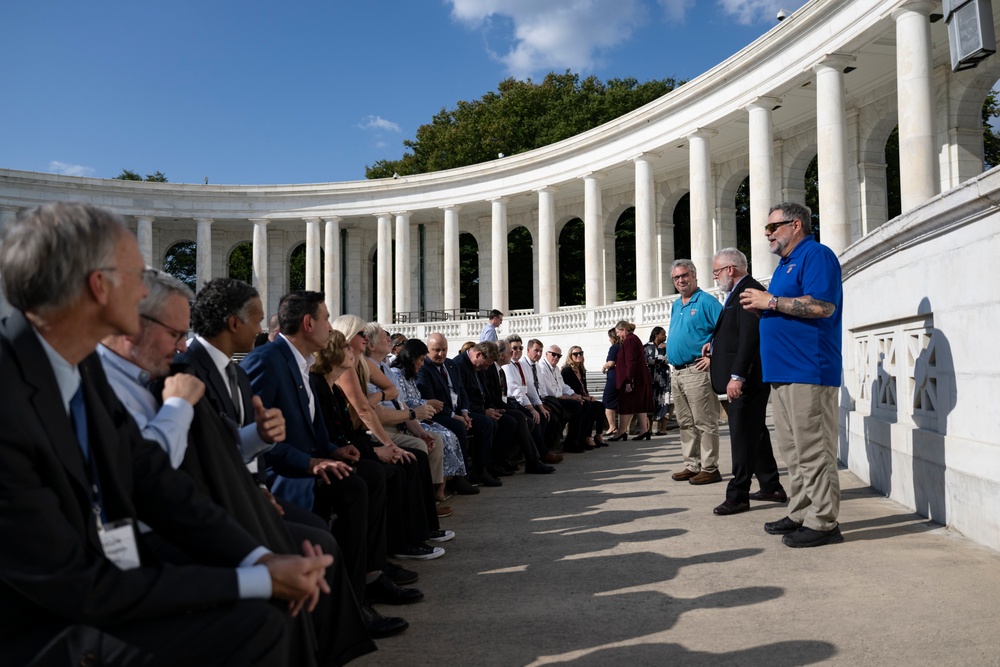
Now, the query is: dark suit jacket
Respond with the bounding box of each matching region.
[483,363,507,410]
[0,311,260,661]
[241,335,334,510]
[177,338,254,427]
[416,358,469,425]
[709,275,766,395]
[454,352,488,413]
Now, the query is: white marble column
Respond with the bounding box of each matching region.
[814,56,853,255]
[394,211,412,319]
[322,216,341,317]
[195,218,213,288]
[535,187,558,313]
[894,1,938,211]
[0,206,18,315]
[582,173,606,308]
[376,213,393,324]
[250,219,269,317]
[489,198,509,312]
[688,131,716,283]
[303,217,322,292]
[135,216,154,268]
[441,206,461,315]
[747,98,780,278]
[633,155,657,300]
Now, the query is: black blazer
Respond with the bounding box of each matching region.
[177,338,254,427]
[0,311,260,660]
[416,358,469,425]
[454,352,487,413]
[709,275,766,395]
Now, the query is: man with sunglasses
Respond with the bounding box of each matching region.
[740,202,844,548]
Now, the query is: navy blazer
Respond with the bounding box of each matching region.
[416,357,469,424]
[709,275,766,395]
[241,335,333,509]
[0,311,259,661]
[454,352,488,413]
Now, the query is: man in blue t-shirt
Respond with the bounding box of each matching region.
[667,259,723,485]
[740,202,844,548]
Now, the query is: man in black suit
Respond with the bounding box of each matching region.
[0,203,330,665]
[703,248,786,515]
[416,333,499,488]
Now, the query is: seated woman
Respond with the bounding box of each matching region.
[311,329,451,562]
[561,346,608,448]
[388,339,468,502]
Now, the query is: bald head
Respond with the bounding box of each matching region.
[426,332,448,365]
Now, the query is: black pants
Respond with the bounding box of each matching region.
[311,461,387,576]
[725,383,783,503]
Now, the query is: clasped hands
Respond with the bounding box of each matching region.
[257,540,332,617]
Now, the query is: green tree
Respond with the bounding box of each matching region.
[163,241,196,291]
[734,177,753,274]
[507,227,534,310]
[229,242,253,283]
[558,219,585,306]
[367,71,681,178]
[145,171,168,182]
[114,168,168,182]
[615,208,636,302]
[459,233,479,311]
[982,90,1000,170]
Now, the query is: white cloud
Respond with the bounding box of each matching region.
[358,115,402,132]
[717,0,807,26]
[448,0,648,79]
[658,0,693,23]
[49,160,95,177]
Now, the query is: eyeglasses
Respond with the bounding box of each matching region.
[571,352,583,357]
[140,314,187,345]
[547,352,562,359]
[355,331,370,341]
[98,266,157,281]
[712,265,734,277]
[672,272,691,282]
[764,219,796,235]
[511,345,522,350]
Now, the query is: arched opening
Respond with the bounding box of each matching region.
[459,233,480,311]
[734,177,752,273]
[228,242,252,283]
[289,243,326,293]
[164,240,196,292]
[614,207,636,301]
[558,218,585,306]
[672,194,691,261]
[804,155,821,241]
[507,226,533,311]
[885,126,901,221]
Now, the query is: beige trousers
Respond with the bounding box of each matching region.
[392,431,445,485]
[672,366,720,473]
[771,383,840,531]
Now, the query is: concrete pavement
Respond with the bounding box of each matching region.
[357,421,1000,666]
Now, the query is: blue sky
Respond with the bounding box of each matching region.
[1,0,807,185]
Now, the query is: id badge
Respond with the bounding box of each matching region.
[99,518,141,570]
[449,390,459,410]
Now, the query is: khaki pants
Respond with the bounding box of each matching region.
[672,366,720,473]
[771,383,840,531]
[392,431,445,485]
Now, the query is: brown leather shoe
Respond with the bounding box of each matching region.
[671,468,699,481]
[713,500,750,515]
[436,506,454,518]
[689,470,723,485]
[541,453,564,464]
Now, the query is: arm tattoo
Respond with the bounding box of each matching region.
[781,295,836,318]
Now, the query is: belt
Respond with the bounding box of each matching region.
[672,362,696,371]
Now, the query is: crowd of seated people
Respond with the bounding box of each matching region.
[0,201,650,667]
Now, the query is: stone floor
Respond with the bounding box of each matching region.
[356,422,1000,666]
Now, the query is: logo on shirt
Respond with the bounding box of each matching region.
[689,308,698,316]
[786,263,797,274]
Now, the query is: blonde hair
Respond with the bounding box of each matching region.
[564,345,587,374]
[312,331,348,375]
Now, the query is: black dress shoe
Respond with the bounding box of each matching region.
[782,525,844,548]
[764,516,803,535]
[360,602,409,638]
[750,489,788,502]
[383,561,418,585]
[713,500,750,515]
[496,460,519,473]
[636,430,652,440]
[562,441,586,453]
[607,432,628,442]
[447,476,480,495]
[366,572,424,605]
[470,470,502,487]
[488,465,515,477]
[525,462,556,474]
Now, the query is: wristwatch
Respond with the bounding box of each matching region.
[767,296,778,311]
[408,408,416,420]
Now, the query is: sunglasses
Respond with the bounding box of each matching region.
[764,219,796,235]
[548,352,562,359]
[571,352,583,357]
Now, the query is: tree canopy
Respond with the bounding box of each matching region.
[115,169,168,182]
[366,71,682,178]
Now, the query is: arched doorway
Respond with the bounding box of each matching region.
[558,218,585,306]
[164,240,197,292]
[507,226,533,311]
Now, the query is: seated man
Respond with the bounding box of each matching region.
[504,334,562,465]
[0,202,329,666]
[417,333,500,488]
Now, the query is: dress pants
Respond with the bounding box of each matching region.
[672,366,720,473]
[494,409,539,465]
[311,461,387,575]
[723,383,782,503]
[466,411,496,472]
[771,383,840,531]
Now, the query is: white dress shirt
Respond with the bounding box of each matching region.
[539,358,576,399]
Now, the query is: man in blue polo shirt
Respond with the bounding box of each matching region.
[667,259,723,485]
[741,202,844,548]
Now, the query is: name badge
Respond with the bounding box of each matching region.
[449,390,459,409]
[99,518,141,570]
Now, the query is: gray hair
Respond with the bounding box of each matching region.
[364,321,384,341]
[496,339,509,355]
[671,258,697,277]
[1,203,130,313]
[769,202,813,234]
[715,247,748,272]
[505,333,522,344]
[140,270,194,320]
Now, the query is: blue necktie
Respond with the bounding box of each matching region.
[70,386,90,461]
